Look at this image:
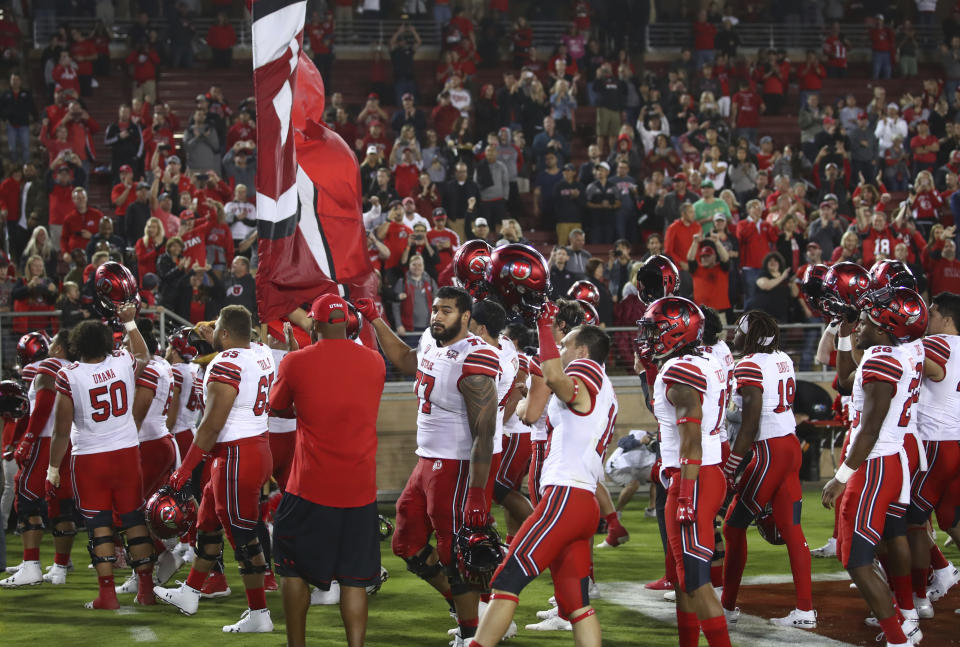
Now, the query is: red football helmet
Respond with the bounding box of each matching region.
[869,259,917,291]
[17,332,50,368]
[166,327,198,361]
[145,485,198,540]
[821,262,870,322]
[800,264,830,315]
[0,380,29,419]
[577,300,599,325]
[94,261,141,320]
[636,296,705,359]
[345,301,362,341]
[857,286,928,343]
[485,243,550,321]
[756,506,784,545]
[635,255,679,304]
[567,280,600,306]
[453,239,493,300]
[454,525,505,590]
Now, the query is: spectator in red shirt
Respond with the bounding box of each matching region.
[111,165,137,216]
[56,101,99,173]
[126,40,161,103]
[797,50,825,108]
[929,239,960,295]
[425,207,459,276]
[731,80,764,144]
[178,210,215,268]
[375,201,414,286]
[823,22,848,78]
[430,91,461,140]
[909,170,943,227]
[305,9,335,83]
[46,162,84,251]
[60,187,102,259]
[737,198,779,308]
[870,14,894,80]
[910,120,939,174]
[758,50,786,116]
[205,202,234,275]
[225,110,255,151]
[360,121,392,160]
[861,210,899,266]
[393,148,421,198]
[69,28,97,96]
[52,51,80,96]
[664,202,702,272]
[135,217,166,282]
[692,9,717,70]
[206,13,237,69]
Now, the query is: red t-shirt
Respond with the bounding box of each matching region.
[862,227,899,266]
[70,39,97,75]
[48,184,75,226]
[394,164,420,198]
[910,135,939,165]
[912,189,943,221]
[126,49,160,83]
[798,63,824,91]
[663,219,701,267]
[305,20,333,54]
[427,228,460,274]
[111,182,137,216]
[206,24,237,50]
[226,122,255,150]
[870,27,894,53]
[732,91,762,128]
[61,207,102,254]
[930,257,960,296]
[381,221,413,269]
[180,217,213,267]
[269,340,385,507]
[823,35,847,68]
[693,21,716,51]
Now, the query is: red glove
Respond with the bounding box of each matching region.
[721,451,744,494]
[463,486,490,529]
[168,443,210,491]
[13,433,35,467]
[537,301,560,362]
[675,477,696,525]
[354,298,381,323]
[44,478,59,501]
[537,301,558,329]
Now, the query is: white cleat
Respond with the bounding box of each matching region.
[222,607,273,633]
[724,607,740,626]
[928,563,960,602]
[536,605,559,620]
[153,581,200,616]
[476,600,517,640]
[547,595,557,606]
[43,564,69,585]
[310,580,340,605]
[771,608,817,629]
[902,617,922,645]
[0,561,42,587]
[115,573,139,595]
[913,595,934,619]
[46,561,72,573]
[501,620,518,640]
[865,615,880,628]
[810,537,837,558]
[449,635,465,647]
[664,589,676,601]
[155,550,184,586]
[525,615,572,631]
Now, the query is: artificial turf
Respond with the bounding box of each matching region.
[0,488,847,646]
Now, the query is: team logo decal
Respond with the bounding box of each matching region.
[446,349,459,359]
[509,260,532,281]
[432,460,443,472]
[468,255,489,275]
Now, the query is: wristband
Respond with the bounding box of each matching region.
[679,457,702,466]
[676,417,701,426]
[834,462,855,483]
[124,320,138,332]
[836,336,852,352]
[723,451,744,473]
[826,320,840,336]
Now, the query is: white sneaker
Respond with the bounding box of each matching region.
[902,617,922,645]
[155,550,184,586]
[43,564,68,585]
[724,607,740,626]
[46,561,72,573]
[547,595,557,606]
[525,615,572,631]
[928,563,960,602]
[4,563,22,574]
[475,600,517,640]
[865,615,880,628]
[153,581,201,616]
[310,580,340,605]
[115,572,139,595]
[0,561,42,587]
[223,607,273,633]
[771,608,817,629]
[810,537,837,558]
[501,620,518,640]
[913,595,934,619]
[664,589,676,601]
[448,636,465,647]
[536,605,559,620]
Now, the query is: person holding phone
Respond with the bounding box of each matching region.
[400,223,438,279]
[753,251,795,323]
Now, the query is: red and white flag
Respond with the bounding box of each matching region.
[252,0,378,345]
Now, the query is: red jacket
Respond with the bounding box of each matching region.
[736,217,778,268]
[206,24,237,50]
[126,49,160,83]
[48,183,75,226]
[861,226,899,266]
[929,256,960,296]
[61,207,103,255]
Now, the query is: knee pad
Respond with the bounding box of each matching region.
[402,544,443,581]
[50,516,78,537]
[445,561,471,596]
[86,533,118,566]
[118,509,146,530]
[87,510,114,530]
[16,517,46,533]
[124,535,157,569]
[488,555,533,597]
[725,499,755,530]
[194,531,223,562]
[235,541,266,575]
[493,482,510,504]
[16,495,46,520]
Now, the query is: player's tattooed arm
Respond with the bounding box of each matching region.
[460,373,498,488]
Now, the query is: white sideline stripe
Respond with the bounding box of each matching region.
[116,606,137,615]
[742,571,851,585]
[129,626,158,642]
[596,581,857,647]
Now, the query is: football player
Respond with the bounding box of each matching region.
[822,288,927,647]
[721,311,815,628]
[470,307,617,647]
[154,305,276,633]
[356,287,499,646]
[45,309,157,609]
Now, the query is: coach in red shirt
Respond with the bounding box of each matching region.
[270,293,385,647]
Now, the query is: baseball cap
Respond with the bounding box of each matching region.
[367,92,379,100]
[402,197,415,207]
[822,116,836,126]
[180,209,195,220]
[824,193,838,202]
[672,172,687,182]
[760,135,772,144]
[387,199,402,210]
[825,162,838,170]
[402,92,413,101]
[806,241,822,250]
[474,217,489,228]
[951,150,960,162]
[712,212,727,221]
[701,178,714,188]
[432,207,447,219]
[366,144,378,155]
[119,164,133,174]
[857,110,868,120]
[196,93,207,102]
[54,83,63,93]
[818,200,833,209]
[698,245,716,259]
[369,120,383,128]
[308,293,349,324]
[167,155,181,165]
[562,162,575,171]
[598,161,610,171]
[158,191,171,201]
[55,165,70,173]
[887,102,899,111]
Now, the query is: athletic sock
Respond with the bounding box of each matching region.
[505,534,514,545]
[891,574,913,610]
[721,524,747,610]
[780,523,813,611]
[605,512,623,531]
[54,552,70,567]
[136,567,156,604]
[443,590,456,614]
[877,615,907,644]
[700,614,731,647]
[931,545,950,570]
[459,617,479,639]
[185,567,207,591]
[676,610,700,647]
[911,568,929,599]
[468,641,485,647]
[93,575,119,609]
[23,547,40,562]
[246,586,267,610]
[710,564,724,588]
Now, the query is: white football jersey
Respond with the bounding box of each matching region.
[732,350,797,441]
[541,359,618,493]
[655,353,726,469]
[137,357,174,443]
[701,340,734,441]
[268,349,296,434]
[503,354,533,437]
[203,343,275,443]
[170,362,201,433]
[918,334,960,441]
[29,358,66,438]
[849,344,920,459]
[56,349,139,455]
[414,330,500,461]
[493,336,520,453]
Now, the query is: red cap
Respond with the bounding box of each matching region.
[119,164,133,174]
[367,92,379,100]
[180,209,195,220]
[698,245,716,259]
[402,196,414,206]
[672,172,687,182]
[308,293,349,324]
[822,116,836,125]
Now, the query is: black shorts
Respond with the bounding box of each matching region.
[272,493,381,590]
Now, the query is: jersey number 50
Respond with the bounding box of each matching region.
[89,381,128,422]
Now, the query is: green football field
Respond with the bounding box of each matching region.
[0,489,847,646]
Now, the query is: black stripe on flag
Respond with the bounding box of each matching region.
[258,200,300,241]
[307,183,339,283]
[252,0,304,22]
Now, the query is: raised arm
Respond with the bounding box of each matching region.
[355,298,418,376]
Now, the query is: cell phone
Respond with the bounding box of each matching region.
[196,173,209,182]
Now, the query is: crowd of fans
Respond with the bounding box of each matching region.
[0,2,959,369]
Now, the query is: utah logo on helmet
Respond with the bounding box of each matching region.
[485,243,550,323]
[145,485,197,540]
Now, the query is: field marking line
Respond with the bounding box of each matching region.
[129,626,158,642]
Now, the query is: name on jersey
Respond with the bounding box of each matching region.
[92,368,117,384]
[420,358,435,370]
[257,359,271,370]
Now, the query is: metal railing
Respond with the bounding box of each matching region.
[0,307,193,373]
